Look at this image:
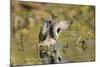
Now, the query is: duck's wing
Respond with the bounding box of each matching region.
[51,19,73,40]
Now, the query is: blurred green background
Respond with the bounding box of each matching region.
[11,0,95,66]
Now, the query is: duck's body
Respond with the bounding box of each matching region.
[39,19,73,64]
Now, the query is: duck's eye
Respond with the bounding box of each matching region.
[57,28,61,33]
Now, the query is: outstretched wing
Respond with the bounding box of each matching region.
[51,19,73,40]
